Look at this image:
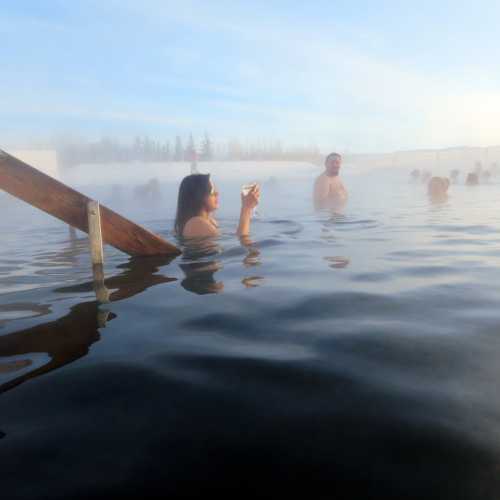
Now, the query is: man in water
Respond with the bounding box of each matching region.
[313,152,348,210]
[427,176,450,202]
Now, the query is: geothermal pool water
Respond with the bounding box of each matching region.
[1,162,500,499]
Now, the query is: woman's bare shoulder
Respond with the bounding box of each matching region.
[183,217,219,238]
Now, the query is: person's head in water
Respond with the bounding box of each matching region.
[466,172,479,186]
[174,174,219,235]
[325,153,342,177]
[428,176,450,199]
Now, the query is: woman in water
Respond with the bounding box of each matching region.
[174,174,260,238]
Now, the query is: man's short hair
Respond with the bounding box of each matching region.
[325,152,341,165]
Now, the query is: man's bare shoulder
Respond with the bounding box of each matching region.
[314,173,328,185]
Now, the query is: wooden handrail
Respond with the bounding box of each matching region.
[0,149,181,257]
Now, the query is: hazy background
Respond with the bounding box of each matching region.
[2,0,500,155]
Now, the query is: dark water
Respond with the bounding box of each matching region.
[2,170,500,499]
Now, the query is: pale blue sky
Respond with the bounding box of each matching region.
[2,1,500,152]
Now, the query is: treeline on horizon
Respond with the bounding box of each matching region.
[58,133,322,167]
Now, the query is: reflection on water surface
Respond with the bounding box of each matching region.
[2,173,500,498]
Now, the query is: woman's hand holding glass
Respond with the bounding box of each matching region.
[241,183,260,214]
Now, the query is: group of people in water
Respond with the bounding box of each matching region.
[174,152,348,239]
[174,153,499,240]
[411,161,499,201]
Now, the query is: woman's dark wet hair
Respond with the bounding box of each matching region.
[174,174,211,236]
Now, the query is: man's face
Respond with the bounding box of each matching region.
[326,156,342,176]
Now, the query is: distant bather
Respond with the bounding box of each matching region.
[428,176,450,201]
[450,169,460,184]
[133,178,162,201]
[466,173,479,186]
[410,169,420,182]
[421,170,432,184]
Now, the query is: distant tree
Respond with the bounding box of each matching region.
[151,140,161,161]
[184,133,197,162]
[133,136,143,161]
[162,140,171,161]
[143,136,155,161]
[174,136,183,161]
[200,132,213,161]
[275,140,283,159]
[214,141,226,160]
[55,134,328,166]
[227,138,242,160]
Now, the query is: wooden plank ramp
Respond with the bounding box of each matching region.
[0,149,181,257]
